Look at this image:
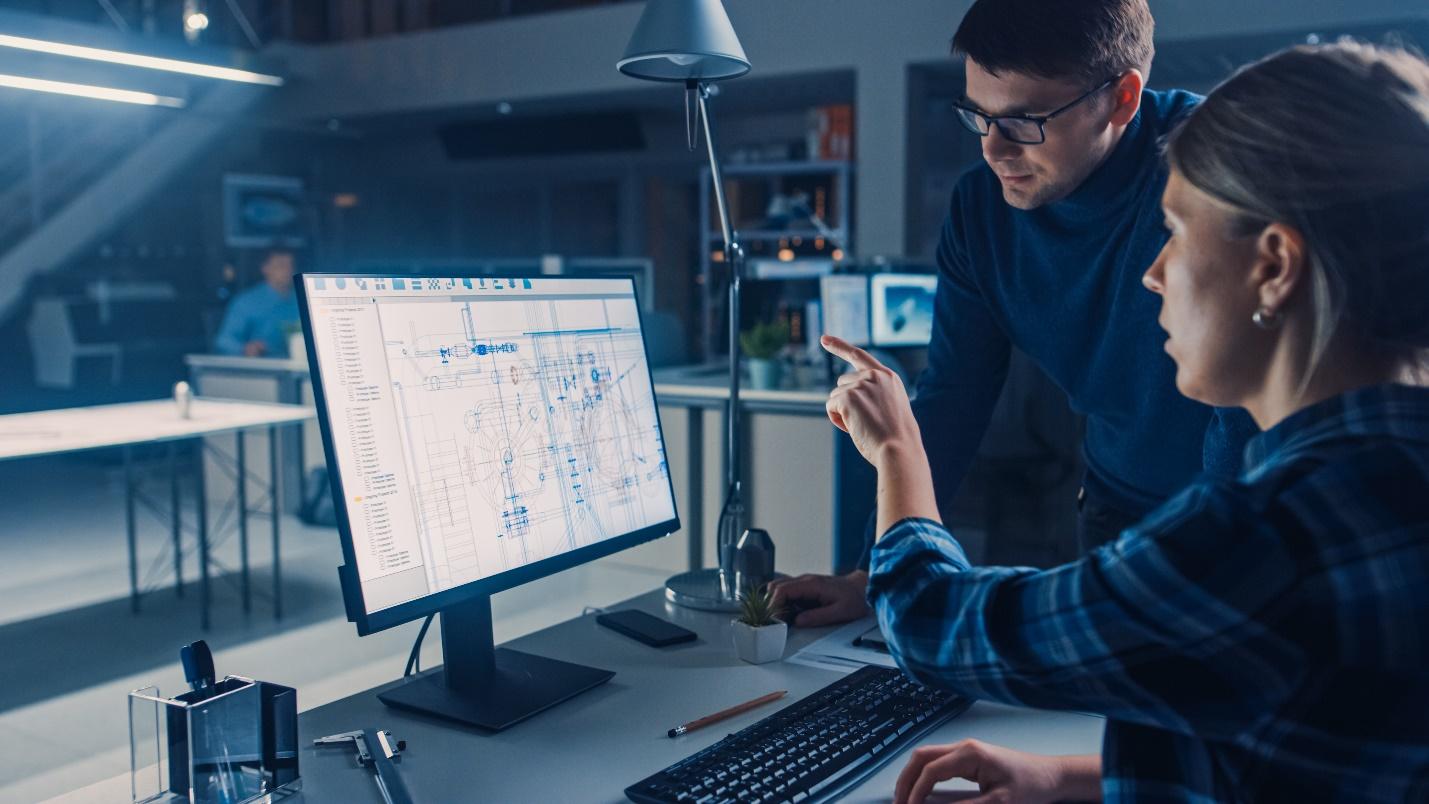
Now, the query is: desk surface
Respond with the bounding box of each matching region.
[0,398,314,461]
[51,589,1102,803]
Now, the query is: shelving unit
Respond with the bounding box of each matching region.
[698,159,852,360]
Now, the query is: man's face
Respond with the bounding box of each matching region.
[963,60,1122,209]
[262,252,295,292]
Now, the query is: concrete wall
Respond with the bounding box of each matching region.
[263,0,1429,257]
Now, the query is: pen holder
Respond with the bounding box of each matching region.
[128,676,301,804]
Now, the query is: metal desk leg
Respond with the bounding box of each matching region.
[171,441,183,597]
[125,445,138,613]
[686,408,703,572]
[270,425,282,620]
[196,437,210,630]
[292,375,306,499]
[237,432,250,614]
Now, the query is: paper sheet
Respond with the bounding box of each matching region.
[785,616,898,673]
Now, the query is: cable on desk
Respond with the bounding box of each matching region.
[404,614,435,677]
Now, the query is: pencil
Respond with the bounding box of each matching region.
[667,690,788,738]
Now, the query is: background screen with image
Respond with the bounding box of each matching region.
[871,274,937,347]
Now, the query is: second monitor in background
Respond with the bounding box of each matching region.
[870,273,938,347]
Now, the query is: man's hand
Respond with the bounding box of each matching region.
[768,570,870,627]
[243,340,268,357]
[894,740,1101,804]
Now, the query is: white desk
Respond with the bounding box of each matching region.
[47,589,1104,803]
[0,398,314,628]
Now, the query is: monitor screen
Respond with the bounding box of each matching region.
[870,273,937,347]
[819,274,871,347]
[299,274,678,631]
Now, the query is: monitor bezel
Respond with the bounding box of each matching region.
[296,272,681,636]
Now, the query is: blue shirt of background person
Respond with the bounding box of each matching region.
[214,250,299,358]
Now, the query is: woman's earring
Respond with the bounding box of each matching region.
[1252,307,1282,330]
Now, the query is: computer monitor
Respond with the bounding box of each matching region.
[819,274,872,347]
[296,273,679,730]
[870,273,937,347]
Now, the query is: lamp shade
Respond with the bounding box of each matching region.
[617,0,750,82]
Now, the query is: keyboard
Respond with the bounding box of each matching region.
[626,666,972,804]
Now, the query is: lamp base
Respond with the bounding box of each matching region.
[664,568,740,612]
[665,569,790,612]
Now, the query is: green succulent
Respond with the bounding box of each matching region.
[737,583,784,627]
[739,321,790,360]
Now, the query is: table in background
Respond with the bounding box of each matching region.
[652,364,875,575]
[185,353,317,514]
[0,398,314,628]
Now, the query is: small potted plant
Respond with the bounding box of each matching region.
[740,321,789,390]
[731,584,788,664]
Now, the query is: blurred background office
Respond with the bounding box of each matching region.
[0,1,1424,800]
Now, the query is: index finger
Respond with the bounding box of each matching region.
[821,334,885,373]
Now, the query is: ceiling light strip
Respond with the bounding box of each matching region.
[0,33,283,86]
[0,72,186,107]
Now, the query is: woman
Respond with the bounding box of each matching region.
[824,42,1429,803]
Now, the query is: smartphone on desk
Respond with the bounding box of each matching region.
[597,609,698,647]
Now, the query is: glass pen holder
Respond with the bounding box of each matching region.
[129,676,301,804]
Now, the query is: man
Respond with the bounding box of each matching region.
[214,249,300,358]
[772,0,1257,626]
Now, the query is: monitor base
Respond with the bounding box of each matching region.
[378,648,613,732]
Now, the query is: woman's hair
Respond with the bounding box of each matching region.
[1165,41,1429,375]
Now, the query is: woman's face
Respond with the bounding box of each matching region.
[1143,170,1268,408]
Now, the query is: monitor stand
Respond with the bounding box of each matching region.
[377,595,614,731]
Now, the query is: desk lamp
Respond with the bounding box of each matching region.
[619,0,751,611]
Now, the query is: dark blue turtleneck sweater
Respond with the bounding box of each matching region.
[912,88,1257,521]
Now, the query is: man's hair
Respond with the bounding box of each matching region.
[952,0,1155,85]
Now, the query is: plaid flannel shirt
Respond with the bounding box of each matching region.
[868,384,1429,802]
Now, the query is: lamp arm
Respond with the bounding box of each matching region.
[697,83,736,255]
[697,83,746,582]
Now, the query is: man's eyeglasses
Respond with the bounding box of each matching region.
[952,76,1119,145]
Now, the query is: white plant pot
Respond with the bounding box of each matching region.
[731,618,788,664]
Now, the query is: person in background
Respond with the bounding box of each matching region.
[772,0,1258,628]
[214,249,299,357]
[826,42,1429,803]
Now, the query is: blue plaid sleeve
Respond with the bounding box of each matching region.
[867,483,1302,740]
